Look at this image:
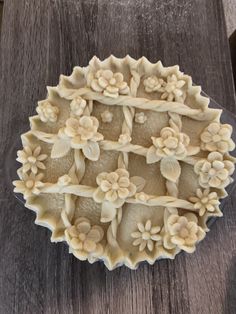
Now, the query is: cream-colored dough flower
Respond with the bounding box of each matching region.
[200,122,235,153]
[160,74,186,102]
[143,76,165,93]
[101,110,113,123]
[93,169,137,222]
[65,217,104,261]
[93,168,136,205]
[131,220,162,252]
[91,69,130,98]
[163,214,205,253]
[36,100,59,122]
[57,174,72,186]
[147,127,191,164]
[118,133,132,145]
[13,172,44,199]
[194,152,235,189]
[189,188,221,217]
[17,146,47,174]
[135,112,147,124]
[70,97,86,116]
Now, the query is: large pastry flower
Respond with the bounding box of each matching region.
[131,220,162,252]
[163,214,205,253]
[200,122,235,153]
[160,74,186,102]
[51,116,104,161]
[189,188,221,217]
[151,127,190,159]
[17,146,47,174]
[90,69,130,98]
[13,172,44,199]
[65,217,104,261]
[93,168,136,222]
[194,152,235,189]
[36,100,59,123]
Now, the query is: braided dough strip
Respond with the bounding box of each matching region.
[64,88,220,120]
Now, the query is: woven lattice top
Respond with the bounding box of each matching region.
[13,56,236,270]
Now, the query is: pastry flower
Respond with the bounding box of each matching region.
[13,173,44,199]
[93,169,137,222]
[135,112,147,124]
[118,133,132,145]
[36,100,59,123]
[93,168,136,205]
[160,74,186,102]
[189,188,221,217]
[70,97,86,116]
[101,110,113,123]
[200,122,235,153]
[90,69,129,98]
[194,152,235,189]
[17,146,47,174]
[131,220,161,251]
[65,217,104,261]
[57,174,72,186]
[163,214,205,253]
[51,116,104,161]
[143,76,164,93]
[147,127,192,165]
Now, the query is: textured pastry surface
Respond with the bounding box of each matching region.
[13,56,236,270]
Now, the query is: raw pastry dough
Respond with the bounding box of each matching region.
[13,56,235,269]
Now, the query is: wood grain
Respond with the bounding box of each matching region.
[0,0,236,313]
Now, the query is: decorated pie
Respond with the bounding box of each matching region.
[13,56,235,269]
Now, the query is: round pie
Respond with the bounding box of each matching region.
[13,56,236,270]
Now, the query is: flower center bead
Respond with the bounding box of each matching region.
[142,232,151,240]
[28,156,37,163]
[201,197,209,204]
[180,228,189,238]
[209,168,216,176]
[26,180,34,189]
[112,182,119,190]
[109,78,116,85]
[212,134,221,142]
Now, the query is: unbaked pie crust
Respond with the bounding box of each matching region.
[13,56,236,269]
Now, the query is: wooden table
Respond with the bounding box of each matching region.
[0,1,236,313]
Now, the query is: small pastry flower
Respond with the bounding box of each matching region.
[200,122,235,153]
[159,74,186,102]
[101,110,113,123]
[57,174,72,186]
[163,214,205,253]
[143,76,165,93]
[135,192,150,202]
[70,97,86,116]
[36,100,59,123]
[194,152,235,189]
[90,69,129,98]
[13,173,44,199]
[131,220,162,251]
[135,112,147,124]
[65,217,104,261]
[93,168,136,205]
[17,146,47,174]
[118,133,132,145]
[189,188,221,216]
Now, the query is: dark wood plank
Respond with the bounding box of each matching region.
[0,0,235,313]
